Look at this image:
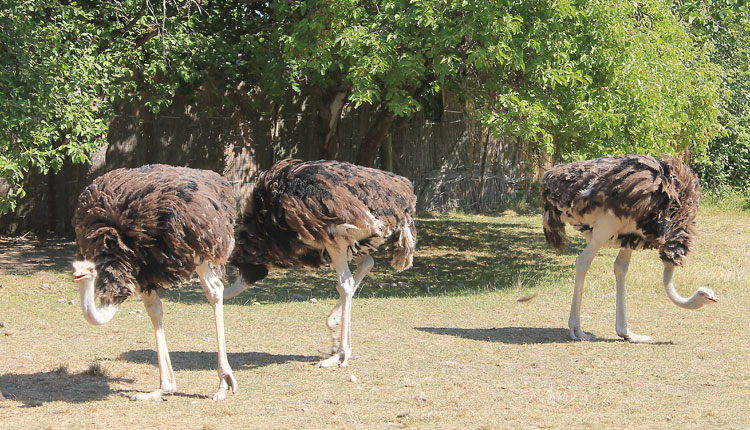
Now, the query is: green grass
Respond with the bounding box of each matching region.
[214,212,577,304]
[700,187,750,213]
[0,207,748,429]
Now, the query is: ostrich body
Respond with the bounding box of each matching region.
[72,164,237,400]
[541,155,718,342]
[229,159,417,367]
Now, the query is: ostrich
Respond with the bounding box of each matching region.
[71,164,237,401]
[541,154,718,342]
[228,159,416,367]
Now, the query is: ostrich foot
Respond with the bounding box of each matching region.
[316,351,351,368]
[213,373,238,401]
[130,387,173,401]
[618,330,654,343]
[569,326,595,341]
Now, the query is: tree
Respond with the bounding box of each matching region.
[77,0,725,168]
[0,0,724,213]
[0,0,213,213]
[675,0,750,192]
[461,0,721,162]
[0,1,131,212]
[275,0,721,165]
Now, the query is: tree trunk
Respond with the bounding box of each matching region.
[355,108,395,167]
[552,135,563,164]
[477,128,489,212]
[316,77,350,160]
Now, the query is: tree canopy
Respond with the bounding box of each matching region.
[676,0,750,192]
[0,1,133,212]
[0,0,731,213]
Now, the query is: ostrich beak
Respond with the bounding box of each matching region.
[73,272,91,281]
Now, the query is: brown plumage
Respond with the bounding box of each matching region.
[541,155,716,343]
[542,154,700,265]
[229,159,417,367]
[73,164,236,304]
[72,164,240,401]
[230,158,416,282]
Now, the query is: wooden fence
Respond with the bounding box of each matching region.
[1,92,533,236]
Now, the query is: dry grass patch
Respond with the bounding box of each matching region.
[0,208,748,428]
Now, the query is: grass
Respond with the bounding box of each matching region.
[0,206,748,429]
[83,362,109,379]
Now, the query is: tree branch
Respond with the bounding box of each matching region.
[134,26,160,48]
[112,0,149,37]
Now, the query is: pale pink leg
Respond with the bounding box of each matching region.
[131,291,176,401]
[197,262,237,400]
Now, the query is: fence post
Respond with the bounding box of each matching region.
[381,133,393,172]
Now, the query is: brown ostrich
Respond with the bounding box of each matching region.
[541,154,718,342]
[228,159,417,367]
[72,164,237,400]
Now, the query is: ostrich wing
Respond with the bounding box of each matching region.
[276,160,416,246]
[232,160,416,272]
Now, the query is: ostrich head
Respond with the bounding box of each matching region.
[72,260,121,326]
[72,260,96,282]
[662,262,719,310]
[695,287,719,306]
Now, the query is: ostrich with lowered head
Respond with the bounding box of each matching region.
[72,164,237,400]
[228,159,417,367]
[542,154,718,342]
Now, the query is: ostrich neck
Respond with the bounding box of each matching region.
[662,262,702,310]
[78,276,120,325]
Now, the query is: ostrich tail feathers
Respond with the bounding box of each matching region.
[542,205,568,252]
[543,225,568,252]
[390,221,416,272]
[235,262,269,285]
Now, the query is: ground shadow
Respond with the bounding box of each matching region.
[0,370,132,407]
[120,349,318,371]
[415,326,573,344]
[0,351,318,406]
[2,216,583,304]
[164,216,582,304]
[415,326,674,345]
[0,237,77,275]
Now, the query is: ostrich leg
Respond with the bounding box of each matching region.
[614,248,654,343]
[323,254,374,358]
[131,291,176,401]
[197,262,237,401]
[569,212,619,341]
[317,249,359,368]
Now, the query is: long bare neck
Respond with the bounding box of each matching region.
[663,262,704,310]
[77,276,120,325]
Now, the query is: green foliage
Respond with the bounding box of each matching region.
[700,185,750,212]
[675,0,750,193]
[267,0,721,159]
[116,2,293,108]
[464,0,722,160]
[0,1,132,213]
[265,0,722,160]
[0,0,729,213]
